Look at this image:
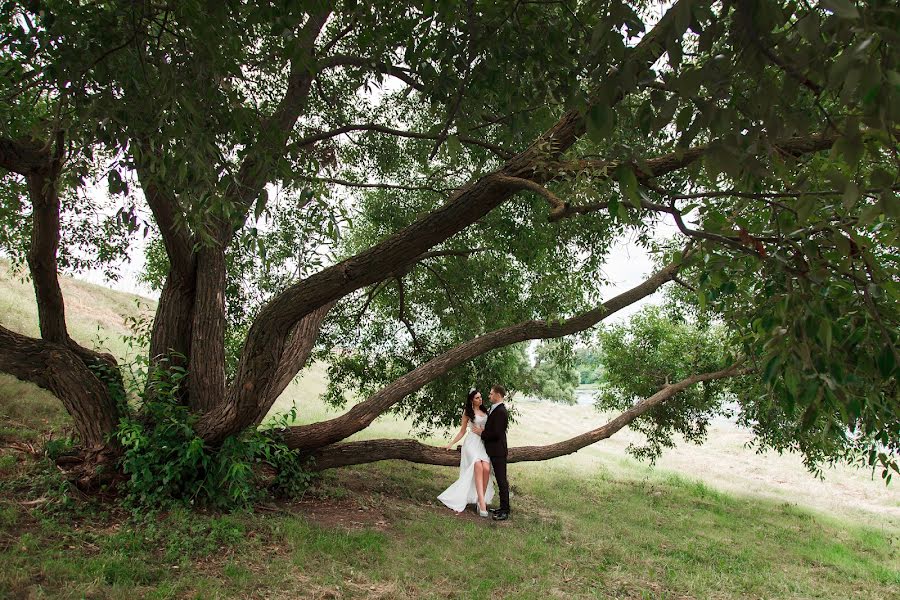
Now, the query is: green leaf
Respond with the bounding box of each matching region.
[877,345,896,378]
[817,320,833,352]
[254,188,268,222]
[842,182,860,209]
[797,196,816,223]
[586,104,616,143]
[615,166,641,209]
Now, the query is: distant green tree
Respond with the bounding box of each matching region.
[595,305,734,462]
[574,346,604,385]
[520,341,580,404]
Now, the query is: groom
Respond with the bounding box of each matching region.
[474,384,510,521]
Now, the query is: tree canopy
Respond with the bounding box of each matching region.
[0,0,897,500]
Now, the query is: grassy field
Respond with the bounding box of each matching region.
[1,263,898,599]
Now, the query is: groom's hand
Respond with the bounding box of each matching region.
[472,426,484,434]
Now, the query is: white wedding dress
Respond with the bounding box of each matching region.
[437,412,495,512]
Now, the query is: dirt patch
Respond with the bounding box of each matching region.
[287,497,391,531]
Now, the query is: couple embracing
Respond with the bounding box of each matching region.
[437,384,511,521]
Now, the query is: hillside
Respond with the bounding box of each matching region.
[1,264,898,599]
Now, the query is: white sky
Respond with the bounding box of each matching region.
[77,212,680,328]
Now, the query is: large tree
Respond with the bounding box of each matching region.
[0,0,897,490]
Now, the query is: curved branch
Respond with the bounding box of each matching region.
[0,325,121,449]
[308,362,750,470]
[219,8,332,242]
[283,259,685,452]
[493,174,567,218]
[133,142,195,279]
[298,175,452,196]
[549,133,839,221]
[266,300,337,413]
[292,123,513,159]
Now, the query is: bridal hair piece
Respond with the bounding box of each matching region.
[469,387,477,394]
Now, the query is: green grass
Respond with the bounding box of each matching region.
[2,258,899,599]
[0,459,897,599]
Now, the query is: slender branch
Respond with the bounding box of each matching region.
[298,175,452,196]
[670,186,900,201]
[309,362,751,469]
[493,174,567,218]
[395,277,425,354]
[352,281,388,329]
[291,123,514,159]
[317,54,426,92]
[414,247,491,261]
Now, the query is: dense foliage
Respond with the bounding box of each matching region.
[0,0,897,488]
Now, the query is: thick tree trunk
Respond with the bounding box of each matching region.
[308,363,749,470]
[188,245,227,413]
[25,169,68,343]
[0,325,120,448]
[196,300,335,440]
[149,269,196,368]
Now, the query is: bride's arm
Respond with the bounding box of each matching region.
[444,412,469,450]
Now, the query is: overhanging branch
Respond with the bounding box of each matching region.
[283,258,687,452]
[291,123,514,159]
[308,361,750,470]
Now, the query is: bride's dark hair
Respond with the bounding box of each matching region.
[463,388,486,421]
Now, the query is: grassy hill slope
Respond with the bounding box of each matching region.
[0,263,898,599]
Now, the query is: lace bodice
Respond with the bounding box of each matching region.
[468,412,488,432]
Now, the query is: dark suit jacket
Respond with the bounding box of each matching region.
[481,403,508,458]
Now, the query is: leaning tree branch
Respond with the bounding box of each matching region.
[282,258,687,452]
[300,175,453,195]
[291,123,514,159]
[263,300,338,420]
[0,325,121,448]
[210,0,696,445]
[133,140,195,280]
[219,8,332,243]
[308,361,751,470]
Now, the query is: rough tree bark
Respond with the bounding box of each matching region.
[0,325,121,448]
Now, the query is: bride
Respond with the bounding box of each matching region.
[438,389,494,517]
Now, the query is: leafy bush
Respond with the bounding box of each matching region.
[115,356,314,510]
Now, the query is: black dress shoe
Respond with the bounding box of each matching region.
[491,510,509,521]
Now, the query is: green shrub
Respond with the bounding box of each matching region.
[114,357,314,510]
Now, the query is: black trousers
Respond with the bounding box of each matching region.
[491,455,510,512]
